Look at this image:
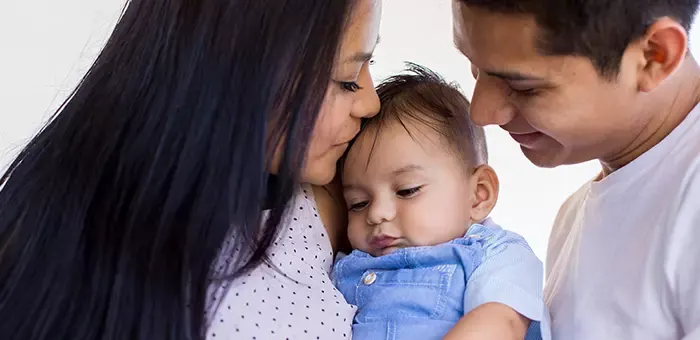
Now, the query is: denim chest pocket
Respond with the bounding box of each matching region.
[355,264,457,322]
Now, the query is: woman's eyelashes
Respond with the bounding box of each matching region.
[338,59,374,93]
[340,81,361,92]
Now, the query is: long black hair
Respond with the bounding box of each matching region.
[0,0,356,339]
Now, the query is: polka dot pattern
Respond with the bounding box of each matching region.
[206,184,355,339]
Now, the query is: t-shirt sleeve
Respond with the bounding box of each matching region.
[464,221,550,339]
[667,161,700,338]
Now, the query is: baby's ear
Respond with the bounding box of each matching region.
[468,164,499,222]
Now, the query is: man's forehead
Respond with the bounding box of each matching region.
[453,4,541,70]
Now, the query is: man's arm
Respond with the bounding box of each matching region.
[443,302,529,340]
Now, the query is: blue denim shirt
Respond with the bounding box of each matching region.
[332,219,551,340]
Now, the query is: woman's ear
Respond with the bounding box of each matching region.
[468,164,499,223]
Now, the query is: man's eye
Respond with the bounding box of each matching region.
[509,87,537,96]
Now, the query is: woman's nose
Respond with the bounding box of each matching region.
[351,65,380,119]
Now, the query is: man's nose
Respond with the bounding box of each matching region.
[469,77,517,127]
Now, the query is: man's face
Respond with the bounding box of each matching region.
[452,2,646,167]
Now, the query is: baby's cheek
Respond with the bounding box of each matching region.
[346,216,369,251]
[403,212,463,247]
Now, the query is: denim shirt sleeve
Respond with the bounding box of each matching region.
[464,219,551,340]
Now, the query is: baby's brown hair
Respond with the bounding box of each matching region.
[362,63,487,168]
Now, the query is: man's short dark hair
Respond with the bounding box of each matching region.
[459,0,700,77]
[363,62,488,167]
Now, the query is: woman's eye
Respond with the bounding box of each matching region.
[340,81,361,92]
[397,186,422,198]
[349,201,368,211]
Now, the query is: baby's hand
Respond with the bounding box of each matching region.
[442,302,529,340]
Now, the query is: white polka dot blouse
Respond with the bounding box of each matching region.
[206,185,356,339]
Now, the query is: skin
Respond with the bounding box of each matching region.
[342,117,526,339]
[443,302,529,340]
[342,117,498,257]
[268,0,382,252]
[299,0,382,186]
[452,1,700,174]
[449,3,700,337]
[312,0,382,253]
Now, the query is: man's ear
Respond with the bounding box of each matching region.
[468,164,499,222]
[634,17,688,92]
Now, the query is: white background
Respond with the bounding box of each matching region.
[2,0,699,260]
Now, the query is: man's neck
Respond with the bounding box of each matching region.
[600,58,700,176]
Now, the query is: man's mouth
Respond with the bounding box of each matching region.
[508,131,545,148]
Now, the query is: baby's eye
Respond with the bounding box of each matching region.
[349,201,368,211]
[397,186,422,198]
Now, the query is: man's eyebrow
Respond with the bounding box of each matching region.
[343,36,381,64]
[484,70,544,81]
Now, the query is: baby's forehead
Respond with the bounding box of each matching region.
[342,116,464,178]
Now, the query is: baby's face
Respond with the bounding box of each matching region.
[342,118,476,256]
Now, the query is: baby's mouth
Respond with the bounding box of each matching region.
[368,235,401,255]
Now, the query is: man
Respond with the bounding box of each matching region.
[452,0,700,339]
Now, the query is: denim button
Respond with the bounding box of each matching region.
[363,272,377,285]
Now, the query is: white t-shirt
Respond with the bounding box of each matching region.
[544,102,700,340]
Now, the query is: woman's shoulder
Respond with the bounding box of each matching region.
[308,179,350,253]
[206,185,354,339]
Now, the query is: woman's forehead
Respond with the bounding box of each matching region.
[338,0,381,62]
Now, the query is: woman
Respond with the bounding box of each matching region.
[0,0,381,339]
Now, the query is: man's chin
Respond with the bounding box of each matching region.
[522,145,598,168]
[520,146,566,168]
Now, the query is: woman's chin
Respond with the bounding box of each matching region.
[301,165,337,186]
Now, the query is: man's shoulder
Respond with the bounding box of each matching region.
[662,154,700,332]
[549,181,592,240]
[678,152,700,198]
[667,153,700,228]
[544,180,593,274]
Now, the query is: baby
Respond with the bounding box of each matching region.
[332,64,550,340]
